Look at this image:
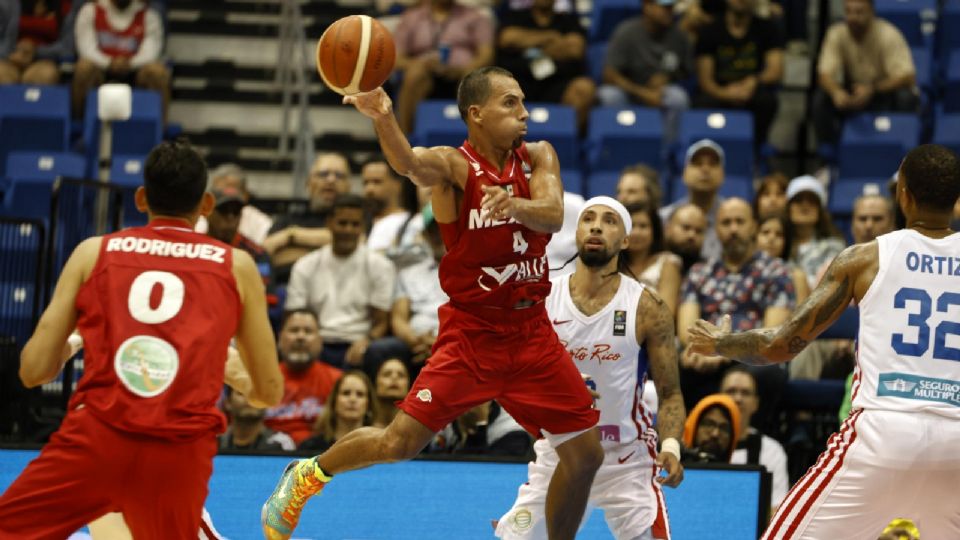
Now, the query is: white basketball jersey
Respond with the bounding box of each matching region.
[546,273,656,447]
[852,229,960,419]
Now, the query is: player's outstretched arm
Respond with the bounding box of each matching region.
[688,242,874,365]
[232,248,284,408]
[343,87,454,187]
[640,288,685,488]
[20,237,100,388]
[480,140,564,233]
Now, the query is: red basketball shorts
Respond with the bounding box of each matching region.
[399,302,600,437]
[0,406,217,540]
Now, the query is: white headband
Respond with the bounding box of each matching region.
[578,196,633,236]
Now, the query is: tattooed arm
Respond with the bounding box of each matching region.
[688,242,875,366]
[640,287,686,487]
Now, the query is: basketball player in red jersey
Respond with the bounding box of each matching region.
[0,140,284,539]
[262,66,603,540]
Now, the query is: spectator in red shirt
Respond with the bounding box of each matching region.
[0,0,71,85]
[264,310,343,445]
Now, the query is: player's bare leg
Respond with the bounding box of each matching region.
[545,428,603,540]
[262,411,435,539]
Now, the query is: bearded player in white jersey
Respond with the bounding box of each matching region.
[689,144,960,539]
[497,197,686,540]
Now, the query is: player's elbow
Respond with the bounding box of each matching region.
[18,355,51,389]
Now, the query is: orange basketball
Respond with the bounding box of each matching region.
[316,15,396,96]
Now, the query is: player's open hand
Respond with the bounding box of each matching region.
[656,451,683,488]
[480,185,517,221]
[687,314,732,356]
[342,87,392,120]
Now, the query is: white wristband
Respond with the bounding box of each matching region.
[660,438,681,461]
[67,333,84,357]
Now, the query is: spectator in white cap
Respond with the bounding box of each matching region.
[785,175,846,288]
[660,138,726,262]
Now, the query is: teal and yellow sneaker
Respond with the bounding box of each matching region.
[261,458,330,540]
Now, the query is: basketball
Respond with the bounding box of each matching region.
[316,15,396,96]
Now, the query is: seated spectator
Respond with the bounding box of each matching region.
[851,193,894,244]
[681,393,741,463]
[615,163,662,208]
[362,155,418,252]
[370,212,447,376]
[0,0,69,85]
[624,203,682,313]
[285,193,396,369]
[264,152,350,284]
[299,370,379,452]
[785,175,845,287]
[430,402,532,456]
[752,171,789,220]
[694,0,783,151]
[393,0,493,134]
[677,198,793,429]
[372,358,411,428]
[756,214,810,304]
[660,139,726,261]
[496,0,595,131]
[600,0,692,145]
[721,366,789,510]
[196,163,273,245]
[263,310,343,446]
[812,0,917,149]
[72,0,170,120]
[205,187,273,295]
[219,388,296,452]
[664,202,708,276]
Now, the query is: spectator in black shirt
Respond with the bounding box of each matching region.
[496,0,595,130]
[694,0,783,152]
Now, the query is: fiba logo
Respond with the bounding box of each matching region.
[512,508,533,531]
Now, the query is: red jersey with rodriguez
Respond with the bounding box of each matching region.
[438,141,552,308]
[71,219,241,441]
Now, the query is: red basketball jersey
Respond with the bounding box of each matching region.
[71,219,241,441]
[438,141,552,309]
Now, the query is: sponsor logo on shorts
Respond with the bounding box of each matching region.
[617,451,636,464]
[511,508,533,532]
[417,389,433,403]
[598,425,621,442]
[877,372,960,407]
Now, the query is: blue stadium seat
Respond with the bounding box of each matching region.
[912,47,933,96]
[670,174,752,204]
[412,100,465,148]
[678,110,754,177]
[2,178,54,221]
[874,0,937,47]
[587,42,607,84]
[828,178,888,215]
[819,307,860,339]
[110,155,148,226]
[525,103,579,168]
[588,0,640,43]
[586,170,621,198]
[586,106,663,173]
[0,85,71,178]
[944,53,960,114]
[6,152,85,182]
[838,113,919,180]
[932,113,960,155]
[82,89,163,178]
[937,0,960,72]
[561,169,584,196]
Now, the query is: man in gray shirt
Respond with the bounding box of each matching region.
[599,0,694,144]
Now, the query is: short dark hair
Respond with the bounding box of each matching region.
[280,308,318,331]
[456,66,515,122]
[331,192,366,213]
[143,138,208,217]
[900,144,960,212]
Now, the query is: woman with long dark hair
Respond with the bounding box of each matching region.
[756,214,810,304]
[785,176,845,288]
[623,203,682,314]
